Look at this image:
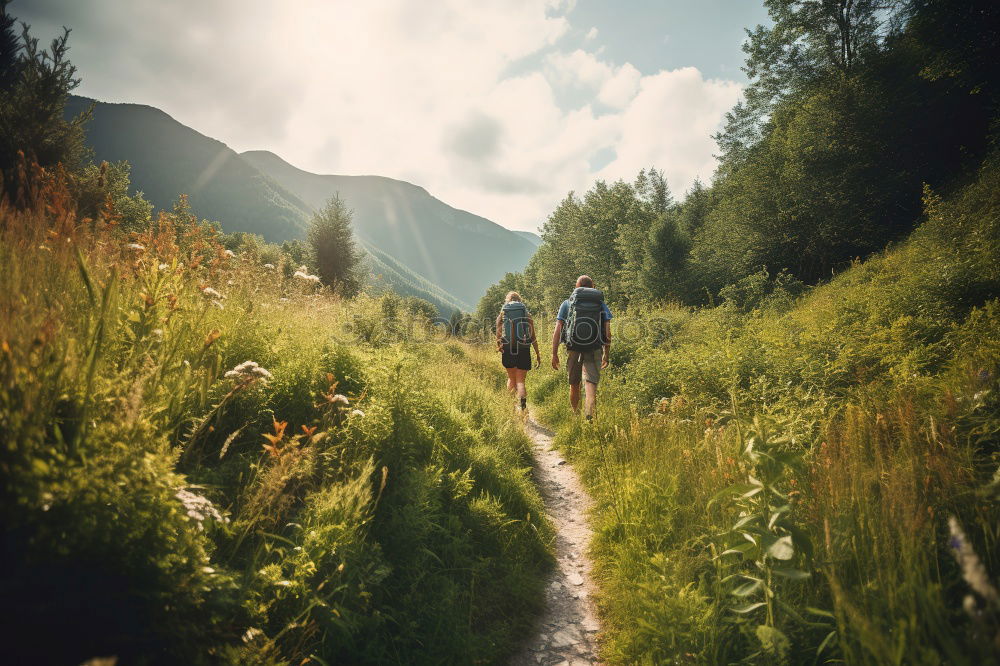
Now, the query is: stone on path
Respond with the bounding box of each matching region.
[550,626,582,648]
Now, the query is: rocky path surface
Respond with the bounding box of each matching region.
[510,418,602,666]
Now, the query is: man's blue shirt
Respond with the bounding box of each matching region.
[556,300,613,322]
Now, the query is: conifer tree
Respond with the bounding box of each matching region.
[0,6,91,195]
[307,195,363,297]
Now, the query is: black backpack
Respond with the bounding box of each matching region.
[563,287,605,351]
[501,301,533,348]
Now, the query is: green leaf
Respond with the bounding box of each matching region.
[731,601,767,614]
[718,542,755,558]
[767,504,791,529]
[767,535,795,560]
[733,513,762,530]
[805,606,836,619]
[817,629,838,656]
[772,566,810,580]
[732,579,762,597]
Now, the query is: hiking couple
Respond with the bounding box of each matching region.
[495,275,612,420]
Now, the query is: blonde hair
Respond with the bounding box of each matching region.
[505,291,522,303]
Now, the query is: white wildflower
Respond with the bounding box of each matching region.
[948,515,999,604]
[158,262,169,271]
[200,286,224,300]
[212,300,225,310]
[263,263,275,270]
[175,488,228,531]
[293,270,322,285]
[331,394,350,407]
[224,360,273,383]
[351,409,365,418]
[279,297,289,302]
[151,328,164,340]
[126,243,145,251]
[224,249,236,258]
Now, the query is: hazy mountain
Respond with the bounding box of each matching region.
[514,230,542,246]
[362,241,469,313]
[68,96,536,308]
[66,96,311,241]
[241,150,538,306]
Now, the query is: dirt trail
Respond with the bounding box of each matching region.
[510,418,602,666]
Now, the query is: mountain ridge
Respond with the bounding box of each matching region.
[68,95,536,308]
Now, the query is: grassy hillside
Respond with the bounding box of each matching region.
[0,171,551,664]
[66,96,311,242]
[242,150,538,307]
[527,158,1000,663]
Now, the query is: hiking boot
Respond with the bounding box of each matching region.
[520,397,527,411]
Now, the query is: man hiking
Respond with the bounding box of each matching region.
[551,275,611,420]
[496,291,541,412]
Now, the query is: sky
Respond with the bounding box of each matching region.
[15,0,770,233]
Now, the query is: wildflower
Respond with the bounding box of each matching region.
[293,270,322,285]
[200,286,223,300]
[126,243,145,251]
[948,515,999,604]
[263,263,275,270]
[151,328,164,340]
[224,249,236,258]
[224,360,273,384]
[175,488,228,531]
[331,394,350,407]
[351,409,365,418]
[212,300,225,310]
[279,297,289,302]
[262,418,288,457]
[158,262,169,271]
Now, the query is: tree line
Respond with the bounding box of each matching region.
[478,0,999,319]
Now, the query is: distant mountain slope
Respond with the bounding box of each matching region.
[66,96,311,242]
[362,241,469,313]
[241,150,538,307]
[514,230,542,246]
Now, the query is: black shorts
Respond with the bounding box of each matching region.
[501,344,532,371]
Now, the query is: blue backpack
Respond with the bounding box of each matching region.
[563,287,605,351]
[501,302,533,348]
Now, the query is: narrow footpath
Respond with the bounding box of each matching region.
[510,418,602,666]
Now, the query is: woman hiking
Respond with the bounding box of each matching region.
[496,291,541,412]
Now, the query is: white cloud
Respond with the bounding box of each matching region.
[21,0,741,232]
[598,62,642,108]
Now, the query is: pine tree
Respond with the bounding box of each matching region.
[0,1,19,91]
[307,195,363,297]
[0,7,91,197]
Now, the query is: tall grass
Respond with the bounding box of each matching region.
[0,166,552,664]
[531,157,1000,663]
